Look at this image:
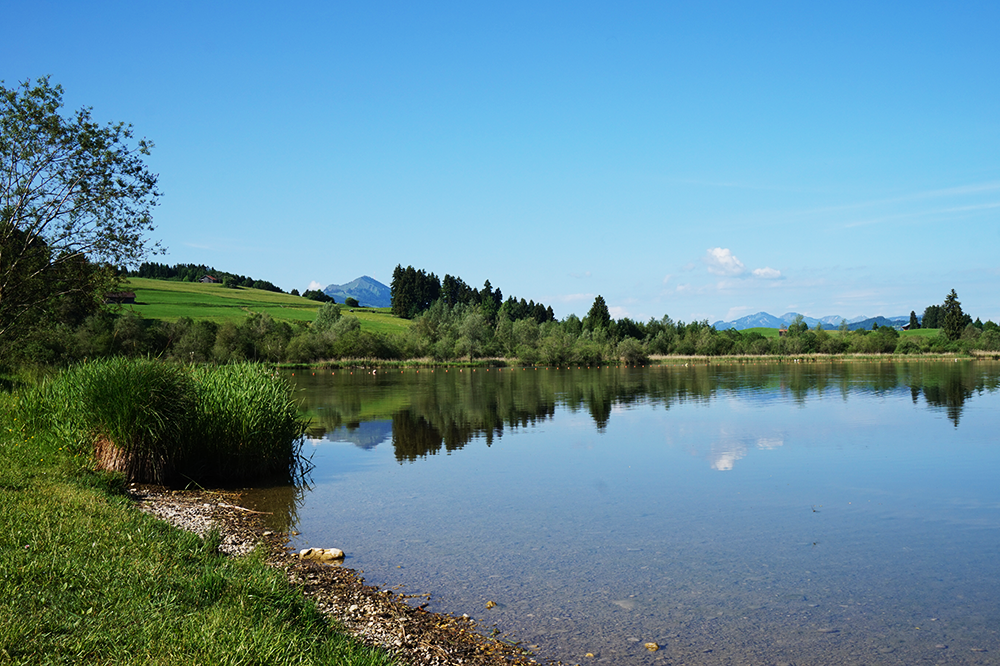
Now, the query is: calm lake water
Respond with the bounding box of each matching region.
[257,361,1000,665]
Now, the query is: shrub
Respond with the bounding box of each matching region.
[617,338,649,365]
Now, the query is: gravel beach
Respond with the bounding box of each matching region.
[132,486,540,666]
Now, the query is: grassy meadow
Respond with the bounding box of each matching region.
[121,278,412,334]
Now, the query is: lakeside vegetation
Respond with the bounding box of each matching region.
[19,358,308,485]
[0,387,397,665]
[4,276,998,370]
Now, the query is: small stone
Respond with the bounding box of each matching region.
[485,600,497,609]
[935,644,947,649]
[585,653,594,658]
[816,627,839,633]
[262,531,273,537]
[319,548,345,561]
[971,648,987,652]
[299,547,345,562]
[644,642,659,652]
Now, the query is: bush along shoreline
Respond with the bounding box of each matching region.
[21,358,308,486]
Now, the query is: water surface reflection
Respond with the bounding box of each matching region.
[259,361,1000,665]
[296,361,995,459]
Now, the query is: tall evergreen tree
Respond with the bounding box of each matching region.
[942,289,971,341]
[586,295,612,330]
[909,311,920,329]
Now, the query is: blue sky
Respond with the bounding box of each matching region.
[6,2,999,323]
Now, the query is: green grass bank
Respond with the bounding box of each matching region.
[0,385,399,665]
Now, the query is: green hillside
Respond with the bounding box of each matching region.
[119,278,412,333]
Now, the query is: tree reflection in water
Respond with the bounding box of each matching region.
[290,361,1000,461]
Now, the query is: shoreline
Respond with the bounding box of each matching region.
[132,485,541,666]
[273,351,995,370]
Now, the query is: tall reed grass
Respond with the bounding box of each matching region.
[32,358,306,485]
[189,363,306,483]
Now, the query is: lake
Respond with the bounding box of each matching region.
[256,361,1000,665]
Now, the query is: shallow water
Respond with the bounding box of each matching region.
[256,362,1000,664]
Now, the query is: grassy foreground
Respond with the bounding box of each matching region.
[0,390,399,665]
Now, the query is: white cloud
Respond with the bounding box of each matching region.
[608,305,630,319]
[662,274,672,284]
[307,280,323,290]
[704,248,746,276]
[752,266,782,279]
[557,293,595,303]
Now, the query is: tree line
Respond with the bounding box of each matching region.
[390,264,555,323]
[7,287,998,371]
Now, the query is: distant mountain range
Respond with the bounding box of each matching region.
[713,312,913,331]
[322,276,391,308]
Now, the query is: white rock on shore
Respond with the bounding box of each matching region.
[299,547,345,562]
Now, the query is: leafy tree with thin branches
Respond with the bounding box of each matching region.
[1,77,161,347]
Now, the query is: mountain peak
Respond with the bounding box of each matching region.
[322,276,391,308]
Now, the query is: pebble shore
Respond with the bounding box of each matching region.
[132,486,540,666]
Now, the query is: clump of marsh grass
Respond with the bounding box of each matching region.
[47,357,193,484]
[188,363,307,483]
[36,358,306,485]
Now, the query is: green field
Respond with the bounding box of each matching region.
[741,327,781,338]
[900,327,942,338]
[120,278,412,333]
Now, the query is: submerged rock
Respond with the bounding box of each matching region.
[299,547,345,562]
